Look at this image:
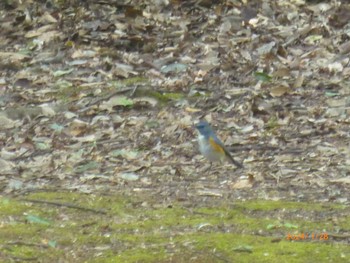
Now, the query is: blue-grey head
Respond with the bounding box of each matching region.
[195,120,215,138]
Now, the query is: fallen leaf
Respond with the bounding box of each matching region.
[270,84,290,97]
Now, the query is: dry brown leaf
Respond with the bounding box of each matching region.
[293,73,304,89]
[0,114,17,129]
[329,177,350,185]
[0,158,15,173]
[270,84,291,97]
[197,189,223,197]
[185,107,201,113]
[231,178,253,189]
[39,12,58,24]
[0,52,30,61]
[24,24,56,38]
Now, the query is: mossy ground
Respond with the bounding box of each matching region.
[1,192,349,262]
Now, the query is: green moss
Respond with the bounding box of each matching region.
[121,77,149,86]
[0,198,31,215]
[110,77,149,89]
[0,194,349,262]
[239,200,346,211]
[264,116,280,131]
[89,247,167,263]
[134,90,184,103]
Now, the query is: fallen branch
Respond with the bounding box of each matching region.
[0,251,37,262]
[6,241,50,248]
[328,233,350,239]
[19,199,107,215]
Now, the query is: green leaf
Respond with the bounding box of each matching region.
[53,68,74,77]
[75,161,100,173]
[50,123,65,132]
[254,72,272,82]
[233,245,253,253]
[113,96,133,106]
[283,222,298,229]
[48,240,57,248]
[26,215,51,225]
[35,142,50,150]
[266,223,280,230]
[161,63,188,73]
[325,91,339,97]
[111,149,139,159]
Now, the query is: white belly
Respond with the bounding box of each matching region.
[198,134,223,162]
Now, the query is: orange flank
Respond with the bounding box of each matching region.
[209,137,225,154]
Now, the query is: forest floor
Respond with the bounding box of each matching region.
[0,0,349,262]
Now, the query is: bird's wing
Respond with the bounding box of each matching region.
[212,136,243,168]
[208,136,225,154]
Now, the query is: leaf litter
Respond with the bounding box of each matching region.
[1,0,350,260]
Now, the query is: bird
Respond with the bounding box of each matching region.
[195,120,243,168]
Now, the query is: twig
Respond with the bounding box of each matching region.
[19,199,107,215]
[12,149,53,161]
[328,233,350,239]
[84,87,134,108]
[0,251,37,262]
[6,241,50,248]
[227,145,279,152]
